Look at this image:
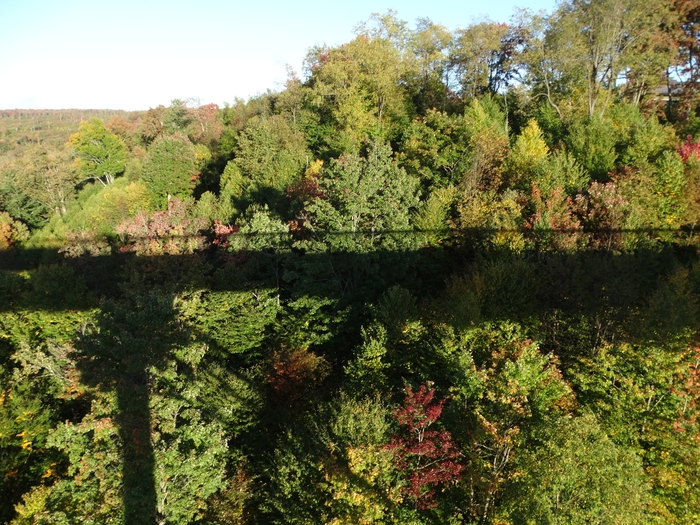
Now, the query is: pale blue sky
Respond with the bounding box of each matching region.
[0,0,555,110]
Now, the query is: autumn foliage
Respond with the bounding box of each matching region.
[678,134,700,163]
[387,384,463,509]
[6,4,700,523]
[266,346,330,404]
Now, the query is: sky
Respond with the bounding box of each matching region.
[0,0,556,111]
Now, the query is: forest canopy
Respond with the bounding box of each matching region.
[3,2,700,524]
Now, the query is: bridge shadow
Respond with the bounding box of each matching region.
[1,228,699,523]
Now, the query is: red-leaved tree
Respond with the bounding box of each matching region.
[387,384,463,509]
[678,135,700,163]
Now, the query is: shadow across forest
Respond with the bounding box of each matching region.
[1,228,698,525]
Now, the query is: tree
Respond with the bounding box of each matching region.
[2,144,76,217]
[0,211,29,249]
[140,105,166,145]
[227,205,292,289]
[410,18,453,112]
[141,133,198,209]
[0,340,73,524]
[571,337,700,521]
[504,414,649,525]
[322,396,406,524]
[451,20,522,99]
[300,139,420,253]
[666,0,700,114]
[116,197,208,256]
[106,115,138,150]
[550,0,670,117]
[521,10,586,122]
[525,183,583,251]
[387,384,462,510]
[506,119,550,188]
[36,293,229,525]
[68,118,128,186]
[305,28,414,154]
[162,99,192,136]
[448,324,572,522]
[399,109,474,189]
[0,178,49,230]
[232,115,308,214]
[287,140,423,307]
[188,103,223,147]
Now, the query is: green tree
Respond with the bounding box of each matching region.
[451,20,521,99]
[2,144,76,218]
[0,341,74,525]
[68,118,128,186]
[571,338,700,522]
[504,414,649,525]
[533,0,671,118]
[506,119,550,188]
[36,293,229,525]
[399,109,473,189]
[300,140,420,254]
[232,115,308,214]
[322,395,406,524]
[566,114,618,179]
[520,10,586,122]
[449,323,572,523]
[141,133,198,209]
[0,178,50,230]
[410,18,453,112]
[305,28,414,154]
[162,99,192,136]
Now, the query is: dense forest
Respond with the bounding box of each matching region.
[3,1,700,523]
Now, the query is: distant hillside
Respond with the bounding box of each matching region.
[0,109,143,155]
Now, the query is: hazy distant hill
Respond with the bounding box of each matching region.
[0,109,143,155]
